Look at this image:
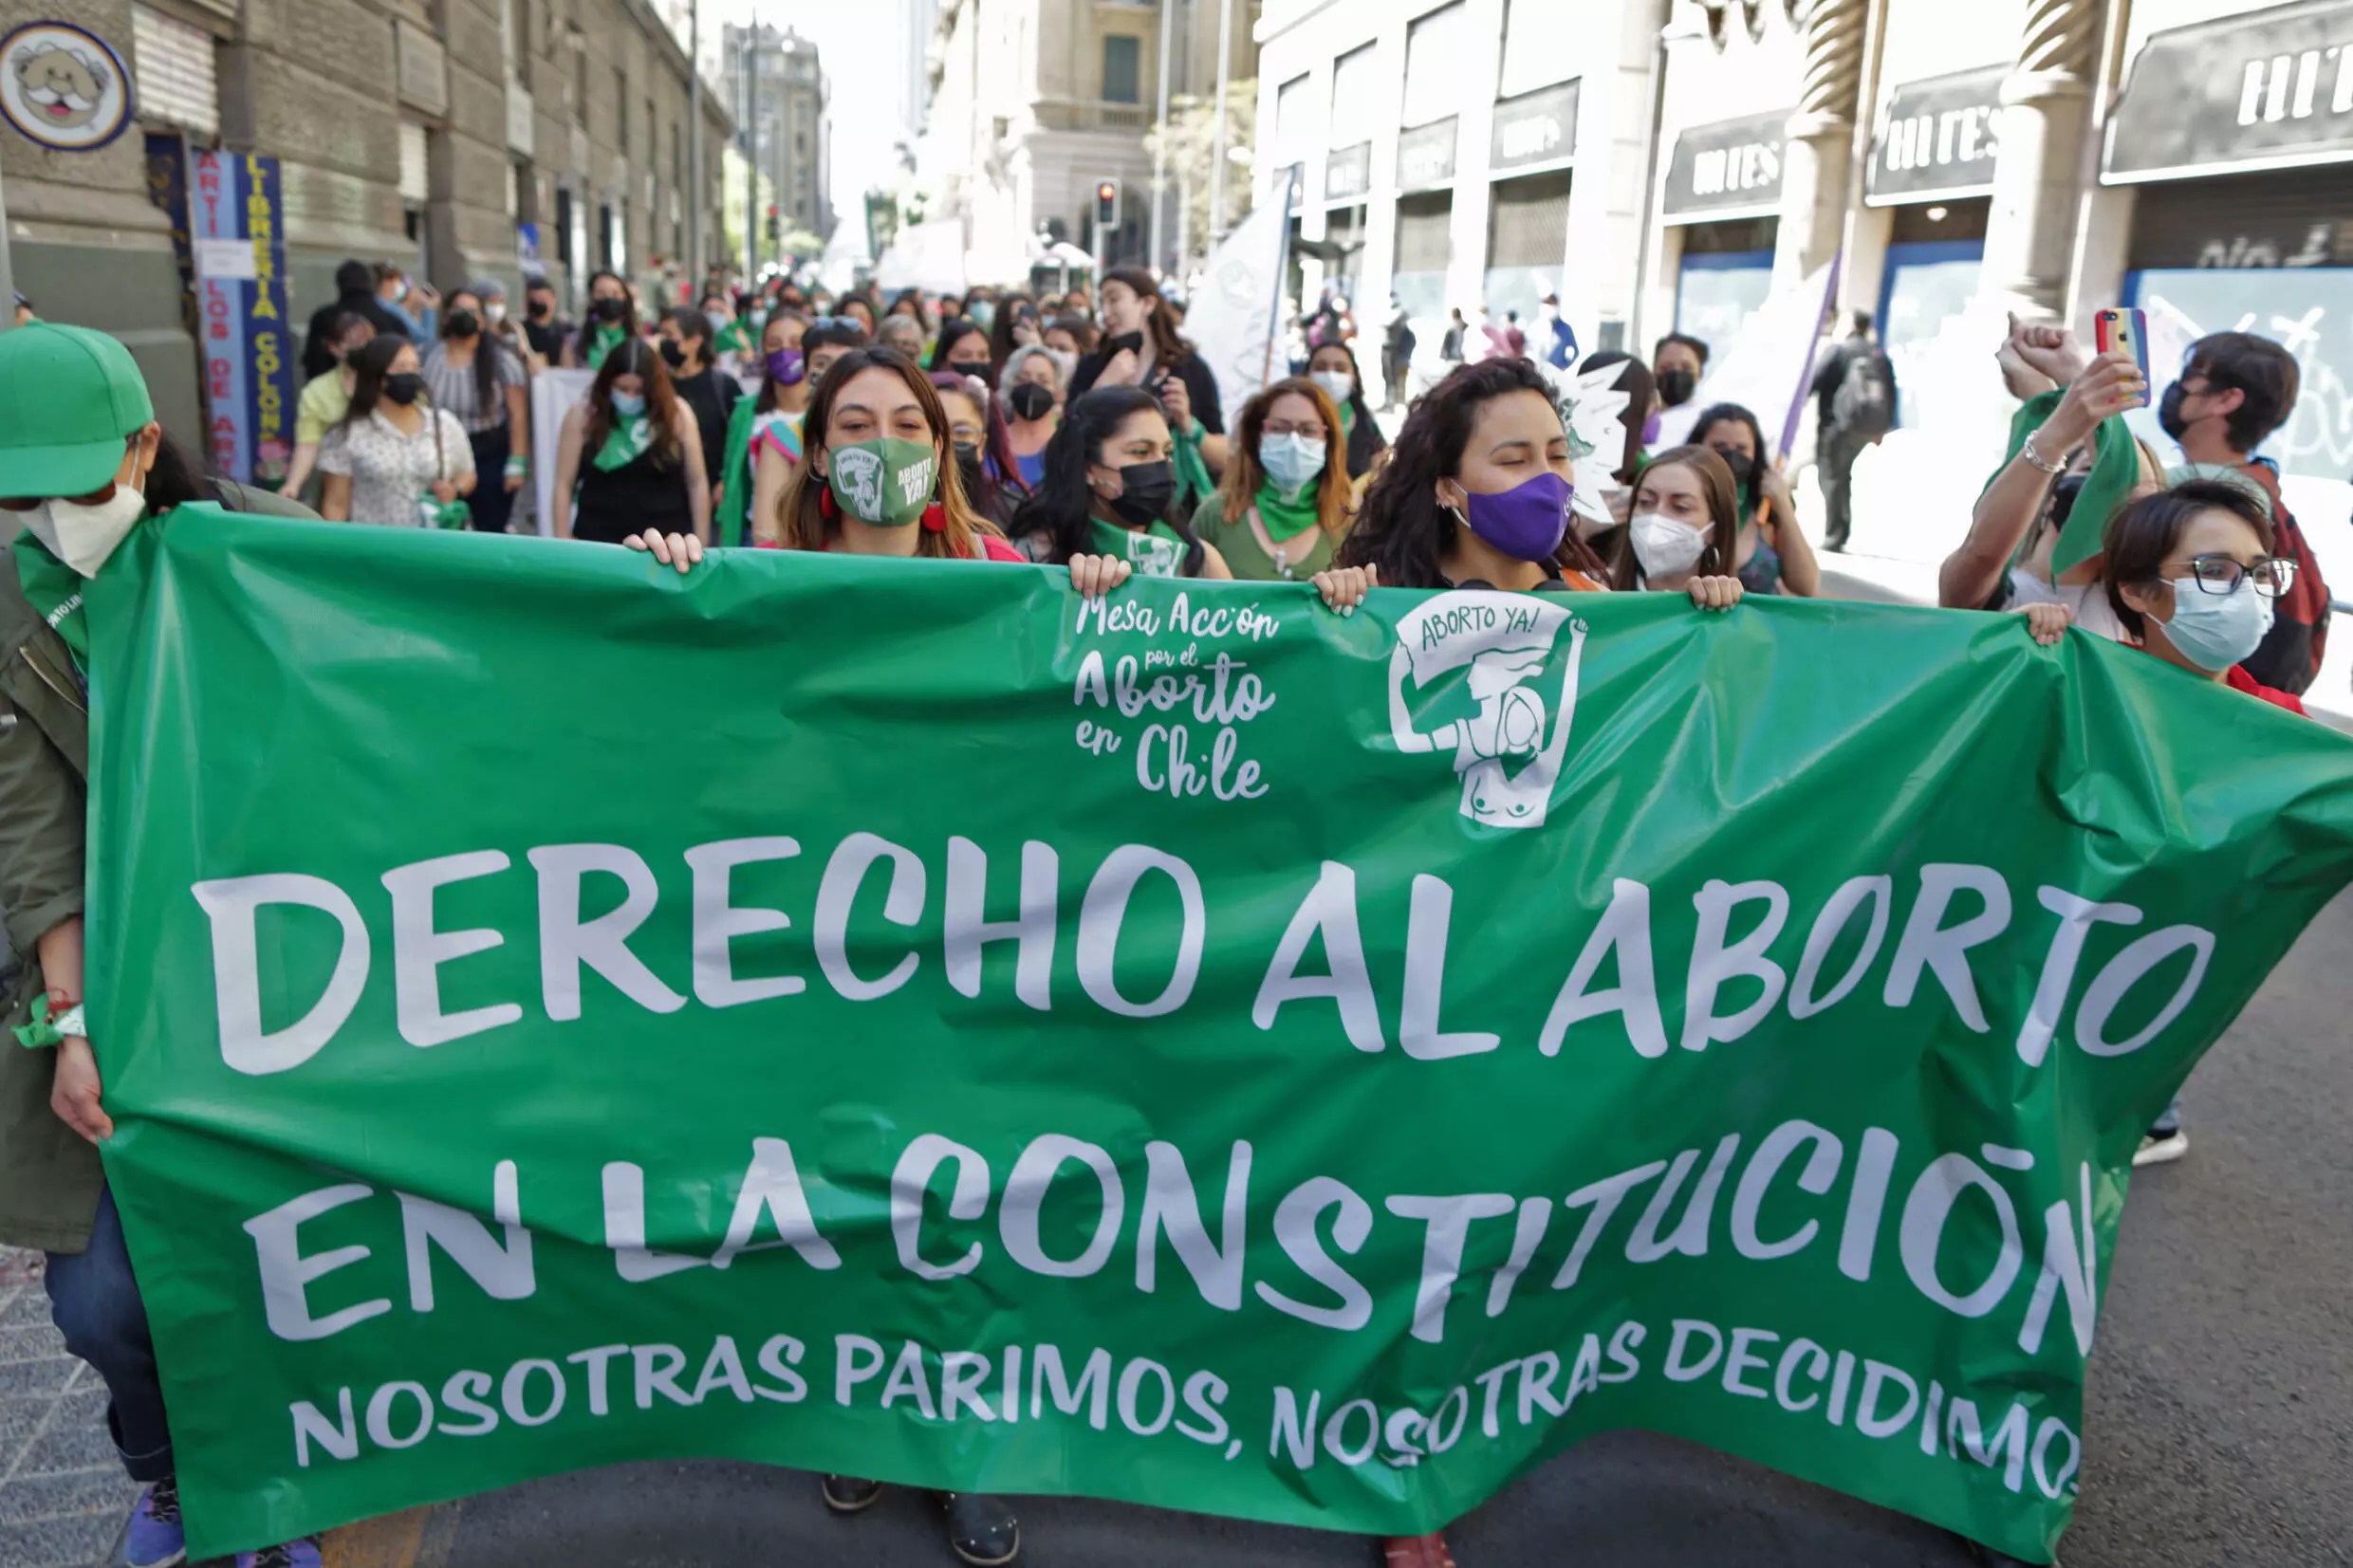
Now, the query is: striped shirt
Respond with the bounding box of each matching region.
[420,340,528,433]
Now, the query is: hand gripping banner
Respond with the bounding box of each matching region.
[82,510,2353,1560]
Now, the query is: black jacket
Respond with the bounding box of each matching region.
[302,290,417,379]
[1068,347,1226,435]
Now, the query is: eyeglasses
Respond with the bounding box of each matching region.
[2168,552,2296,598]
[809,316,860,331]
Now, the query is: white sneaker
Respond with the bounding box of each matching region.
[2133,1129,2189,1167]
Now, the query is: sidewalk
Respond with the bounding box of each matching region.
[0,1251,138,1568]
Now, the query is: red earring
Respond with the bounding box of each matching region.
[819,485,837,520]
[920,502,947,531]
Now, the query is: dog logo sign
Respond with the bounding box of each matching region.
[1388,591,1587,829]
[0,24,133,153]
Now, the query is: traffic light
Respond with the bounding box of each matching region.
[1094,178,1121,231]
[767,204,781,240]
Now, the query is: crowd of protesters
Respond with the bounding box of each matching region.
[0,249,2330,1568]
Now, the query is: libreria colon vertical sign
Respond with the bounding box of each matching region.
[83,511,2353,1562]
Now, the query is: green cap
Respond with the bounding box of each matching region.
[0,323,154,500]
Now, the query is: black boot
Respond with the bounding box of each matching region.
[821,1475,882,1513]
[944,1491,1019,1566]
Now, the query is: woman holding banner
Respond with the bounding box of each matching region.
[1010,385,1232,581]
[1342,359,1738,616]
[0,323,324,1568]
[547,337,709,545]
[1603,446,1748,601]
[1189,377,1354,581]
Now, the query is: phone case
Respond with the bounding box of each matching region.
[2096,308,2151,383]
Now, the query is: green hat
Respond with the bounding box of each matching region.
[0,323,154,500]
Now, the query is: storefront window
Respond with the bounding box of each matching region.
[1876,199,1989,430]
[1394,191,1453,337]
[1674,217,1777,345]
[1402,2,1467,129]
[1498,0,1575,100]
[2126,267,2353,482]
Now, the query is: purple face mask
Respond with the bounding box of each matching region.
[766,346,806,386]
[1641,409,1662,448]
[1460,471,1571,562]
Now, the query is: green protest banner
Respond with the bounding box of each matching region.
[82,509,2353,1562]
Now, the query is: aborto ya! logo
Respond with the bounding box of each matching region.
[1388,591,1587,829]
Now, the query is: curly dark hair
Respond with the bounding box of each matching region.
[1336,359,1604,589]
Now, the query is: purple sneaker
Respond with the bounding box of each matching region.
[120,1475,186,1568]
[234,1542,322,1568]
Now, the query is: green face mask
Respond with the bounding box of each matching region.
[825,437,938,527]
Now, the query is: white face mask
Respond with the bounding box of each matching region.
[485,301,508,324]
[1629,510,1708,580]
[24,485,146,578]
[1310,370,1354,407]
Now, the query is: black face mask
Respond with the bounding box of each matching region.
[949,359,992,380]
[591,297,627,323]
[1708,446,1758,490]
[381,373,426,406]
[658,339,689,370]
[2158,380,2192,441]
[954,440,986,491]
[1106,330,1145,358]
[1106,458,1176,526]
[528,297,553,320]
[1008,381,1055,422]
[1658,368,1697,407]
[444,308,479,339]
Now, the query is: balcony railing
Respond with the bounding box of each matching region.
[1034,99,1152,133]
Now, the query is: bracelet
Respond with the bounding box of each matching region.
[2020,430,2067,474]
[505,455,529,477]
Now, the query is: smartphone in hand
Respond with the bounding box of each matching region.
[2094,307,2150,383]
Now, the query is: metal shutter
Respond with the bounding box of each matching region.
[1487,170,1571,268]
[1395,193,1453,274]
[2127,165,2353,269]
[132,4,218,137]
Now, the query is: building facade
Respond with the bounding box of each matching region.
[2,0,730,447]
[1251,0,1601,374]
[721,23,830,253]
[916,0,1261,286]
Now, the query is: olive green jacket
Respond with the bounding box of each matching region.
[0,486,312,1252]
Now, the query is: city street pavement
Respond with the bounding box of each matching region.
[4,892,2348,1568]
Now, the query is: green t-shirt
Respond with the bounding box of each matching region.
[296,373,351,447]
[1187,492,1337,582]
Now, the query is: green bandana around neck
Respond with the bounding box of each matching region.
[591,413,654,472]
[1255,479,1323,543]
[826,437,937,526]
[1171,420,1214,507]
[13,530,90,672]
[1337,400,1356,439]
[1088,515,1187,577]
[584,322,627,370]
[1993,389,2138,575]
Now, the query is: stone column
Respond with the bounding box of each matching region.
[1979,0,2105,316]
[1772,0,1868,287]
